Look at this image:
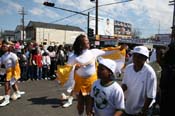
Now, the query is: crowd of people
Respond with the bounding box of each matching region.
[0,33,174,116]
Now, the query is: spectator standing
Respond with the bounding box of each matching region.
[32,48,43,80]
[56,45,65,66]
[47,46,56,79]
[122,46,157,116]
[42,51,51,80]
[159,41,175,116]
[19,48,28,81]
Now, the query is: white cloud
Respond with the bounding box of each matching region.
[32,0,46,4]
[97,0,173,36]
[44,9,60,18]
[1,0,173,37]
[41,0,173,36]
[29,7,60,19]
[0,0,22,15]
[29,8,44,16]
[0,8,9,15]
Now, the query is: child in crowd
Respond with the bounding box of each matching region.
[89,58,125,116]
[32,48,43,80]
[42,51,51,80]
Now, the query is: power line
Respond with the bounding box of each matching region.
[99,0,133,7]
[50,0,133,23]
[50,8,94,23]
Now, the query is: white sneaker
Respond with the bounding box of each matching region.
[61,93,69,100]
[11,92,21,100]
[62,96,73,108]
[0,96,4,101]
[18,91,25,95]
[0,100,10,107]
[62,101,72,108]
[0,95,10,107]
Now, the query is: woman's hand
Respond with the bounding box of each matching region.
[75,63,81,70]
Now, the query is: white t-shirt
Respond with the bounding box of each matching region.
[1,52,18,69]
[67,49,106,78]
[122,63,157,114]
[91,80,125,116]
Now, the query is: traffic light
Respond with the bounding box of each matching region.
[43,2,55,7]
[90,0,95,2]
[88,28,94,37]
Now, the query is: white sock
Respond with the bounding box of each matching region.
[5,95,10,100]
[68,96,73,103]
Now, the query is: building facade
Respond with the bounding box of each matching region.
[15,25,26,41]
[3,30,15,41]
[26,21,85,45]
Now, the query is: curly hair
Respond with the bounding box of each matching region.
[72,34,86,56]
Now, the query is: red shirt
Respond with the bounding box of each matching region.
[33,54,43,68]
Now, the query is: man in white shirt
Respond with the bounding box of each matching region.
[122,46,157,116]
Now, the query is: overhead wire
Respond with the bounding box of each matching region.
[50,0,133,23]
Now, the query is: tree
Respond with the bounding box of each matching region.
[132,28,142,39]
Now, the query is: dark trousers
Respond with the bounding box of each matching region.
[42,65,49,79]
[20,65,28,81]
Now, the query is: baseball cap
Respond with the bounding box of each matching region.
[98,58,117,75]
[133,46,149,58]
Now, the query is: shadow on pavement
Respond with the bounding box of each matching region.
[28,96,63,108]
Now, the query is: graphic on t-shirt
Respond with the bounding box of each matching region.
[93,86,108,109]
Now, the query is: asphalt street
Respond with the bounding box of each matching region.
[0,80,77,116]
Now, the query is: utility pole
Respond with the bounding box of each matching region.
[18,7,27,42]
[95,0,98,36]
[90,0,98,39]
[169,0,175,40]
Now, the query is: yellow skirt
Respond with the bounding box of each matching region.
[74,73,97,96]
[6,63,21,81]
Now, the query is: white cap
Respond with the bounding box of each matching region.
[98,58,117,75]
[133,46,149,58]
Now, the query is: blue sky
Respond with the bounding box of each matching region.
[0,0,173,38]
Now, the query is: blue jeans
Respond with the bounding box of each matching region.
[36,67,42,80]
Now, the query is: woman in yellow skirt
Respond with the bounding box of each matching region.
[65,34,124,116]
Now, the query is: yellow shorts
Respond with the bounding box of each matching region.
[6,63,21,81]
[74,73,97,96]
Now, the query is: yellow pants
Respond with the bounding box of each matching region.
[74,73,97,96]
